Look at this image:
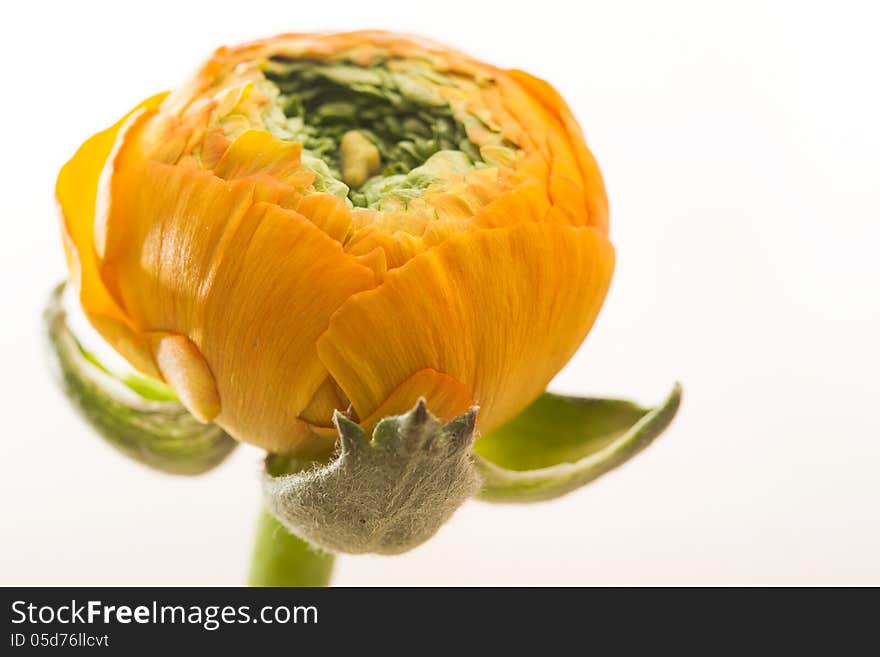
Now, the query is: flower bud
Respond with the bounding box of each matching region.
[56,31,613,457]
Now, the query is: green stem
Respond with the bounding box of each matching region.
[248,507,335,587]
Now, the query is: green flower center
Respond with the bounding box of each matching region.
[259,57,516,209]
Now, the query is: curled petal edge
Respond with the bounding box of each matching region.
[44,283,237,476]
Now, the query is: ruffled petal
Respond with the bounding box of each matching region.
[198,201,376,452]
[55,94,167,377]
[213,129,316,188]
[105,161,257,332]
[59,34,615,457]
[317,222,615,433]
[357,368,474,429]
[507,69,609,234]
[100,146,377,451]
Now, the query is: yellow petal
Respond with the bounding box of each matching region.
[317,222,615,433]
[55,94,167,377]
[93,104,161,262]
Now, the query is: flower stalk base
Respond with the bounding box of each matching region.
[249,507,334,587]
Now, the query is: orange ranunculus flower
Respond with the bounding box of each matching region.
[56,31,614,456]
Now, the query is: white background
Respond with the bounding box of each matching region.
[1,1,878,585]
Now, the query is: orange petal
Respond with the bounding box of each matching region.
[153,333,221,422]
[317,222,615,434]
[354,247,388,283]
[290,192,353,243]
[198,201,376,452]
[547,173,589,226]
[93,104,162,262]
[100,150,377,452]
[299,376,350,427]
[471,178,551,230]
[212,129,315,188]
[358,368,474,430]
[508,69,609,234]
[55,94,167,378]
[106,161,257,333]
[496,74,600,228]
[344,222,427,270]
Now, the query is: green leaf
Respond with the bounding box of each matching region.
[249,507,334,587]
[44,283,237,475]
[473,383,682,503]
